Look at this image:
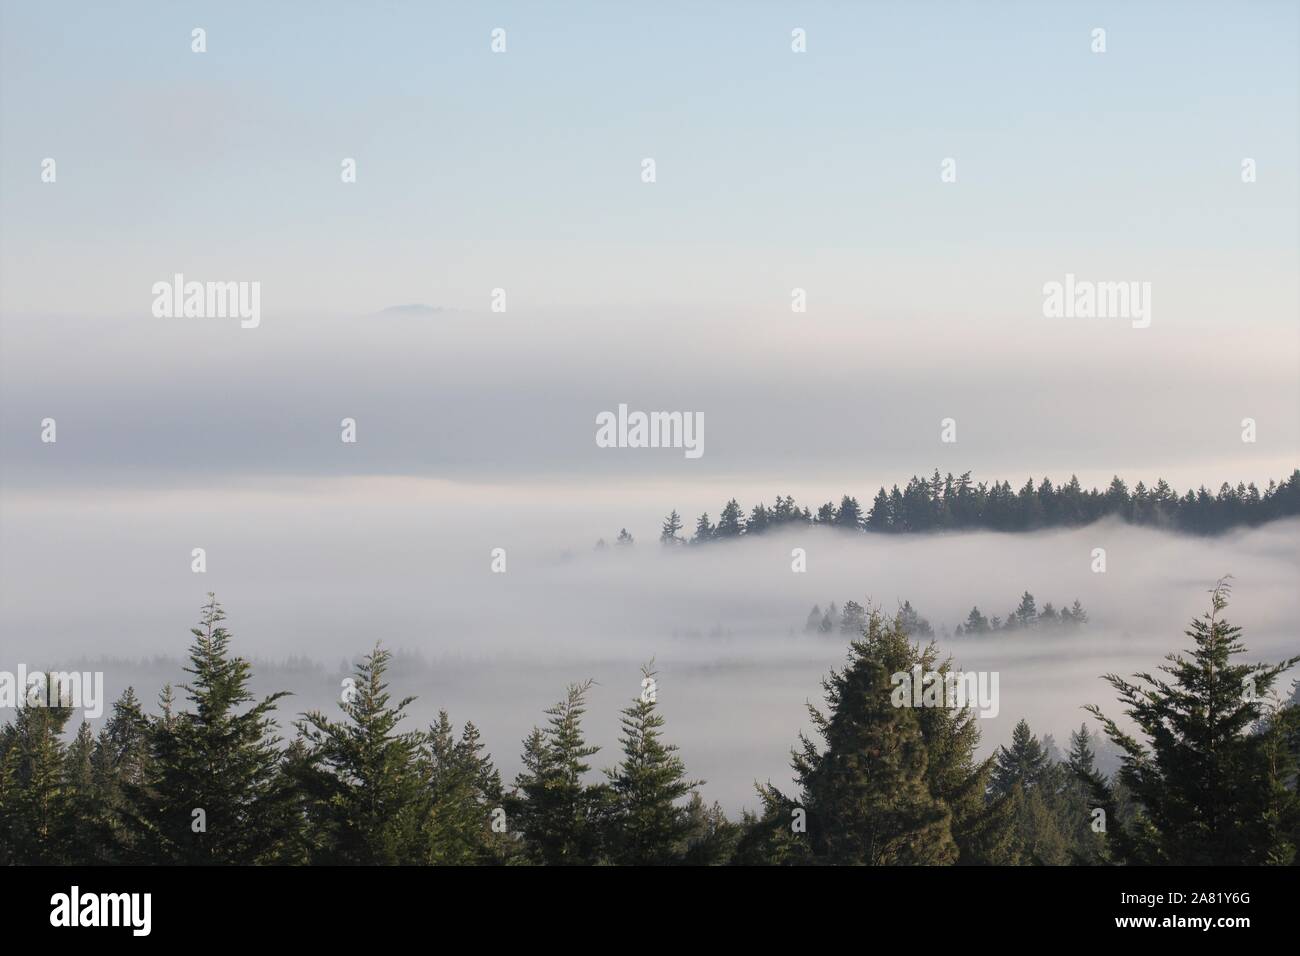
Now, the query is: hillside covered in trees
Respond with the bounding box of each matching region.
[2,585,1296,866]
[640,469,1300,547]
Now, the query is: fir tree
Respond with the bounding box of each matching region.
[91,688,151,861]
[295,644,428,864]
[603,665,700,864]
[130,596,291,864]
[715,499,745,537]
[772,610,958,864]
[421,712,508,864]
[833,495,863,529]
[659,510,684,545]
[1085,579,1300,864]
[1014,591,1038,628]
[838,600,867,636]
[510,680,607,864]
[0,690,76,864]
[992,719,1050,795]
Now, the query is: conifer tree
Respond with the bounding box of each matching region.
[865,616,1015,864]
[129,596,291,864]
[64,721,113,863]
[679,793,741,864]
[964,607,990,634]
[659,510,684,545]
[715,499,745,537]
[990,719,1073,863]
[421,712,508,864]
[992,719,1049,795]
[0,691,75,864]
[92,687,151,861]
[772,611,958,864]
[1062,723,1108,864]
[838,600,866,636]
[833,495,863,529]
[1014,592,1038,628]
[509,681,607,864]
[1085,579,1300,864]
[295,644,428,864]
[603,665,700,864]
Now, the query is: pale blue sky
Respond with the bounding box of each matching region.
[2,0,1296,316]
[0,1,1296,492]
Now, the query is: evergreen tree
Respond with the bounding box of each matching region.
[990,719,1073,863]
[659,510,684,545]
[865,488,893,531]
[92,687,151,861]
[769,610,958,864]
[691,512,714,543]
[1085,579,1300,864]
[603,665,700,864]
[868,620,1015,864]
[679,793,742,864]
[1062,723,1108,864]
[964,607,990,634]
[715,499,745,537]
[421,712,508,864]
[833,495,863,529]
[510,681,607,864]
[1014,591,1038,628]
[64,721,113,863]
[129,596,292,864]
[992,719,1050,795]
[294,644,429,864]
[838,600,867,636]
[898,600,933,637]
[0,690,76,864]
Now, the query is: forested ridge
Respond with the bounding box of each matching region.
[2,584,1297,866]
[628,469,1300,548]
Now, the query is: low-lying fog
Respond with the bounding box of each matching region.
[2,486,1296,812]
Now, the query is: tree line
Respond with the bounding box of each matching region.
[640,469,1300,547]
[2,584,1296,865]
[806,593,1089,637]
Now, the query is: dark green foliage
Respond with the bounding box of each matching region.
[645,469,1298,541]
[602,665,700,864]
[766,610,963,864]
[508,680,608,864]
[4,581,1295,867]
[992,719,1050,795]
[715,499,745,537]
[421,713,509,864]
[0,691,77,864]
[1085,580,1300,864]
[294,644,428,864]
[127,596,292,864]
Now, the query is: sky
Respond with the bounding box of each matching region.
[0,3,1298,801]
[1,0,1296,497]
